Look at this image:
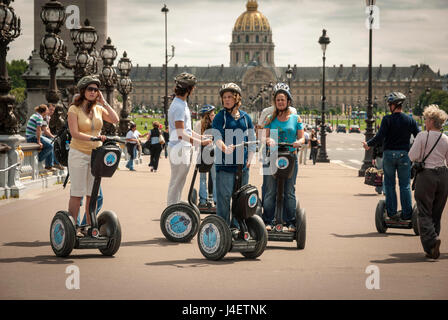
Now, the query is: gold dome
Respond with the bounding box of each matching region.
[234,1,271,32]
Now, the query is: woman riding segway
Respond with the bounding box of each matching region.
[50,75,122,257]
[261,83,307,249]
[197,83,267,260]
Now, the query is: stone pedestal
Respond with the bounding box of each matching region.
[0,134,26,198]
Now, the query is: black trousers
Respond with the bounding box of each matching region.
[414,167,448,253]
[150,144,162,170]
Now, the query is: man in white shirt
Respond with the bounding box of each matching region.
[167,73,212,206]
[125,122,148,171]
[299,130,310,165]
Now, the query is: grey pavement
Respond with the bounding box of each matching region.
[0,151,447,300]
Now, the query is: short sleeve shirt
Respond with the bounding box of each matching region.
[68,104,104,155]
[126,130,142,144]
[265,114,304,151]
[168,97,192,147]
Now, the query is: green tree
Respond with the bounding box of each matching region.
[415,89,448,115]
[10,87,25,104]
[7,59,28,89]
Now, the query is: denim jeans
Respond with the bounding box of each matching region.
[26,136,54,167]
[263,155,298,226]
[126,144,137,170]
[382,150,413,218]
[216,169,249,227]
[199,165,217,204]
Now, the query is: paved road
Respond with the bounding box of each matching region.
[0,154,447,300]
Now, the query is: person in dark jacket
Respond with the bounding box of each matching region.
[148,121,164,172]
[363,92,420,220]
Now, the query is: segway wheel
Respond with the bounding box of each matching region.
[98,210,122,256]
[411,205,419,236]
[161,203,200,243]
[375,200,388,233]
[296,207,307,250]
[50,211,76,257]
[197,215,232,261]
[241,215,268,259]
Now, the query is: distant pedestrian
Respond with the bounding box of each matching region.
[148,121,163,172]
[409,104,448,259]
[299,129,310,165]
[126,122,148,171]
[309,129,320,165]
[163,127,169,159]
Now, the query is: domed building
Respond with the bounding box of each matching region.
[128,0,441,118]
[230,0,275,67]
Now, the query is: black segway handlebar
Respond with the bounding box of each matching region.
[90,137,126,144]
[233,140,260,149]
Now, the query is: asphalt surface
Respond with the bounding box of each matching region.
[0,146,447,300]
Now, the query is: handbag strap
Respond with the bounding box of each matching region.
[422,132,443,163]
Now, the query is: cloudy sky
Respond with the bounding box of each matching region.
[8,0,448,74]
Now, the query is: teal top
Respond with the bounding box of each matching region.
[265,114,304,151]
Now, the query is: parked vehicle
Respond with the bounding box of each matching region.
[350,125,361,133]
[336,124,347,133]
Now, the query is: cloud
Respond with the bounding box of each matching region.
[6,0,448,74]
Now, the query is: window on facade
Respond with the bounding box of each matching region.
[245,52,250,63]
[266,53,269,63]
[256,35,259,43]
[236,52,239,63]
[246,35,249,43]
[265,36,268,42]
[238,35,240,43]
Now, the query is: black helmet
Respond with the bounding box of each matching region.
[386,92,406,107]
[174,72,197,88]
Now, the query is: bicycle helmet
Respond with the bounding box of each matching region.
[199,105,215,116]
[77,75,101,91]
[219,83,242,97]
[386,92,406,107]
[174,72,197,88]
[273,82,293,101]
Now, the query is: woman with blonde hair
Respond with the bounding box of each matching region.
[409,104,448,259]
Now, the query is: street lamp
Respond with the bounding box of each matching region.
[162,4,175,130]
[100,37,118,136]
[286,66,293,88]
[317,29,330,163]
[117,51,133,136]
[359,0,376,176]
[408,88,413,113]
[0,0,21,135]
[40,0,68,135]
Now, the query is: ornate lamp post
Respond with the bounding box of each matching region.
[39,0,66,107]
[117,51,133,136]
[359,0,376,176]
[408,88,413,113]
[317,29,330,163]
[0,0,21,135]
[100,37,118,136]
[72,19,98,83]
[0,0,23,197]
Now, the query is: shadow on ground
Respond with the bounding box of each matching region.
[146,257,260,268]
[0,254,115,265]
[331,232,415,238]
[370,253,448,264]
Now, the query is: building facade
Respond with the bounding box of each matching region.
[129,0,442,113]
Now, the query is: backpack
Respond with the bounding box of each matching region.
[53,125,71,167]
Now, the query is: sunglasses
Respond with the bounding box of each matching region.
[86,87,99,93]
